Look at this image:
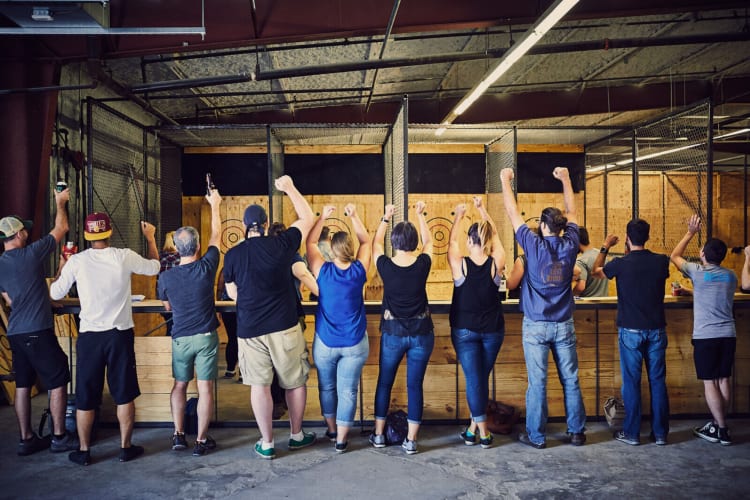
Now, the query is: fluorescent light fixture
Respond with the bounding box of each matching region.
[436,0,579,135]
[715,128,750,140]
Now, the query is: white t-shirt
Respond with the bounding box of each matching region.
[50,247,160,332]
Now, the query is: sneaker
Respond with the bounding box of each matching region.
[518,433,545,449]
[172,432,188,451]
[460,429,478,446]
[255,440,275,460]
[613,430,640,446]
[17,434,51,456]
[223,370,235,379]
[368,433,386,448]
[192,440,210,456]
[288,431,316,450]
[335,441,348,453]
[693,421,720,443]
[718,427,731,446]
[204,436,217,450]
[50,432,79,453]
[401,438,418,455]
[479,433,494,449]
[569,432,586,446]
[325,430,337,442]
[68,449,91,466]
[649,432,667,446]
[119,445,145,462]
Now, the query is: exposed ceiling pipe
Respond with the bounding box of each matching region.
[88,60,180,126]
[364,0,402,113]
[257,31,750,81]
[129,31,750,94]
[0,81,97,96]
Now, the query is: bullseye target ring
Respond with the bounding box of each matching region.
[321,216,351,235]
[220,218,244,254]
[427,216,453,255]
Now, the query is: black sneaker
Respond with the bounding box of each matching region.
[223,370,236,379]
[479,433,494,449]
[325,430,337,442]
[119,445,145,462]
[693,421,720,443]
[518,433,545,449]
[460,429,478,446]
[172,432,188,450]
[17,434,51,456]
[192,440,209,456]
[335,441,348,453]
[68,449,91,466]
[51,432,79,453]
[718,427,732,446]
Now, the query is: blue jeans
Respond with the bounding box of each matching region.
[522,318,586,444]
[451,328,504,423]
[374,332,435,424]
[313,334,369,427]
[618,327,669,440]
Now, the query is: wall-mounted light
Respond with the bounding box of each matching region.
[31,7,53,22]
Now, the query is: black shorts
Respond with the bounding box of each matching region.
[692,337,736,380]
[76,329,140,410]
[8,329,70,390]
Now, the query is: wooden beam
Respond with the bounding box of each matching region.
[285,145,381,154]
[184,146,266,154]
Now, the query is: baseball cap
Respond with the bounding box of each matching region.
[0,215,32,240]
[243,204,268,228]
[84,212,112,241]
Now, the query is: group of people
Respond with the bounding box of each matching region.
[1,169,748,466]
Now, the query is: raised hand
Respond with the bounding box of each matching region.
[322,205,336,219]
[344,204,356,217]
[274,175,294,193]
[384,204,396,219]
[415,201,426,215]
[500,167,514,183]
[687,214,701,234]
[553,167,570,181]
[455,203,467,219]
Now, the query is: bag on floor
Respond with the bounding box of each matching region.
[385,410,408,445]
[485,400,518,435]
[603,396,625,429]
[185,397,199,435]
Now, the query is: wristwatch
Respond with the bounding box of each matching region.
[381,217,390,223]
[600,246,608,254]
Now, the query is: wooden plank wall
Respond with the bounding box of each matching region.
[75,303,749,423]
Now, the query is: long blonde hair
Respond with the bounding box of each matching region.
[468,221,493,255]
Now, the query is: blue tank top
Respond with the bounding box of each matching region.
[316,260,368,347]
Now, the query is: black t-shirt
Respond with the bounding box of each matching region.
[157,246,220,339]
[603,249,670,329]
[223,227,302,338]
[377,253,433,335]
[450,257,504,333]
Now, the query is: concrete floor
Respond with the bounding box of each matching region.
[1,396,748,500]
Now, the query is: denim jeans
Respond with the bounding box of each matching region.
[451,328,504,423]
[618,327,669,440]
[522,318,586,444]
[374,332,435,424]
[313,334,369,427]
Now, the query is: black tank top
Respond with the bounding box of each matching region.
[449,257,505,333]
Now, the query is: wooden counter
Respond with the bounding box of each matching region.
[53,295,750,424]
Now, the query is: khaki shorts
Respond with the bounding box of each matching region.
[238,324,310,389]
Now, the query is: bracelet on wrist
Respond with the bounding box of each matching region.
[381,217,390,223]
[600,246,609,254]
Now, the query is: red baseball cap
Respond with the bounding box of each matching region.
[84,212,112,241]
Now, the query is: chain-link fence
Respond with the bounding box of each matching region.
[87,100,158,253]
[383,96,408,255]
[268,127,284,224]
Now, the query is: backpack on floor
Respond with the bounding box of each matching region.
[485,400,519,435]
[385,410,408,445]
[185,397,199,435]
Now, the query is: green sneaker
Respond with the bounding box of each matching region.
[288,431,316,450]
[254,440,275,460]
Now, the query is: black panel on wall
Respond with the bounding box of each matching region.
[182,154,268,196]
[516,153,585,193]
[284,154,383,194]
[408,154,485,193]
